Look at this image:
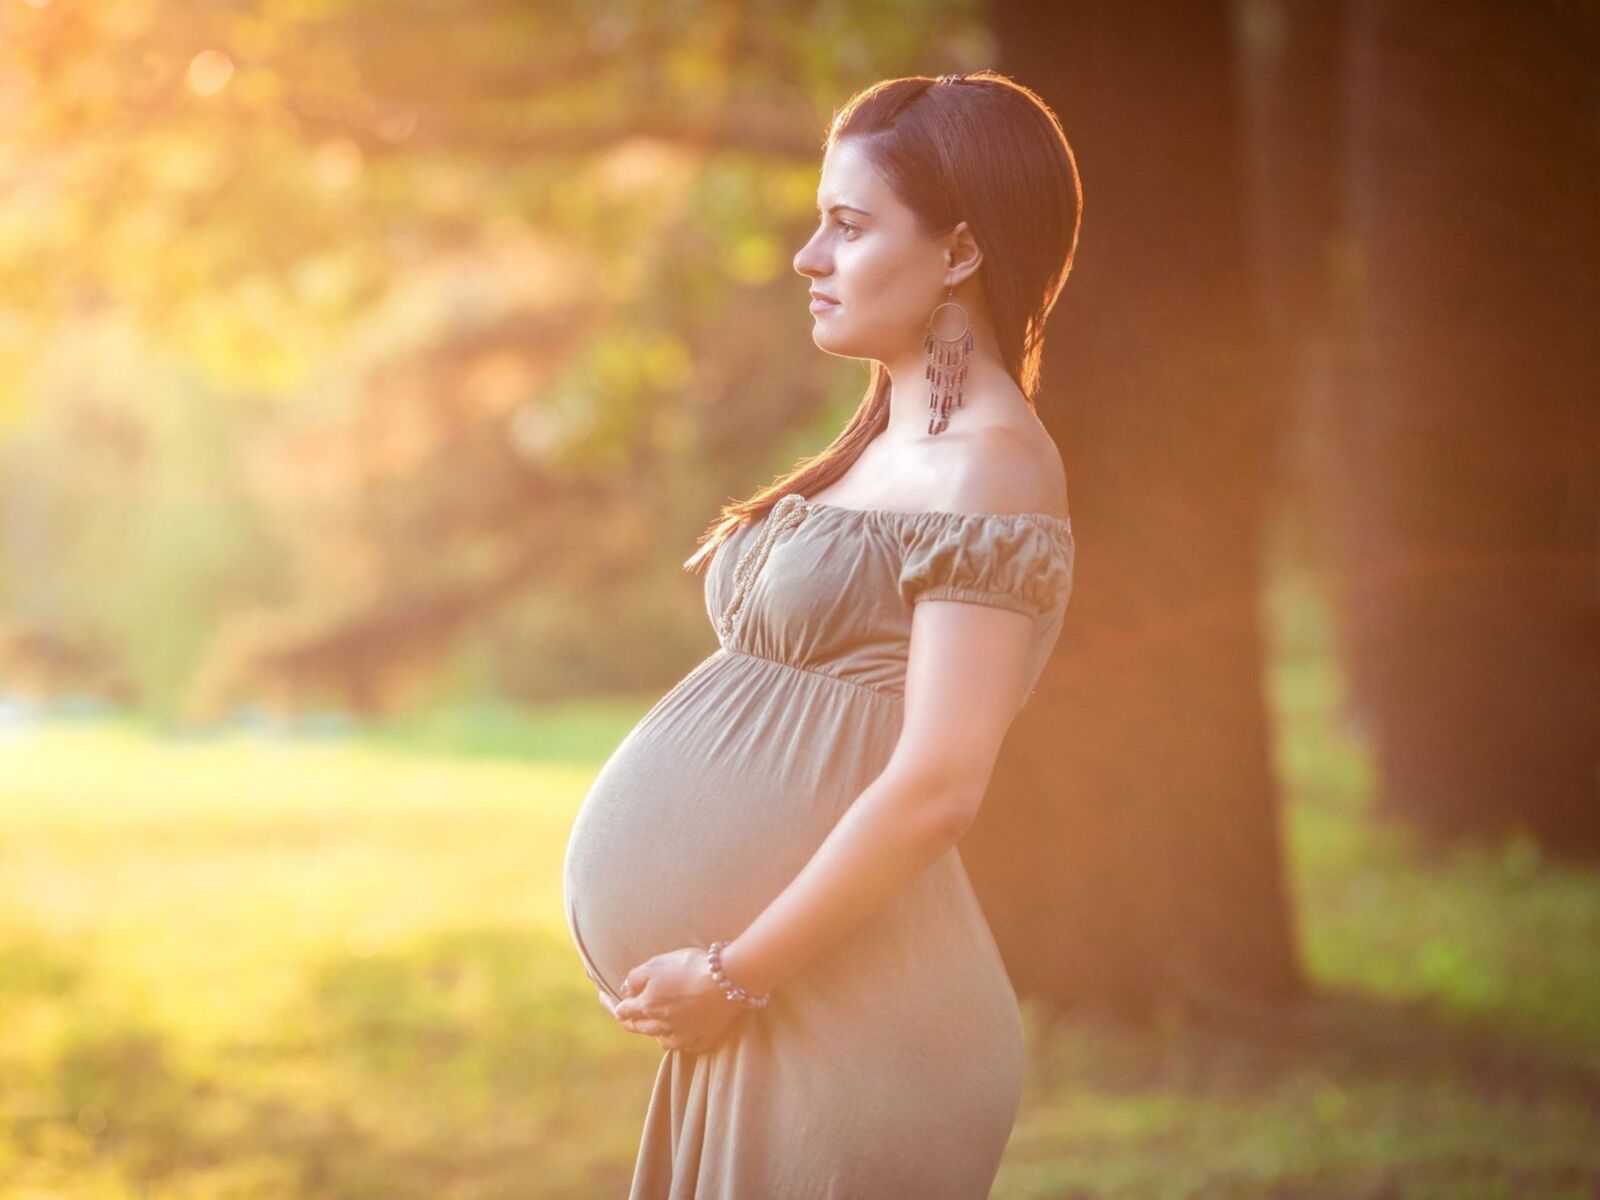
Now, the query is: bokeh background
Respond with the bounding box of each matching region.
[1,1,1596,1197]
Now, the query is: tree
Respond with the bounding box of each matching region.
[1319,0,1600,860]
[970,0,1304,1015]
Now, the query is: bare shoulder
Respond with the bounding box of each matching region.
[929,421,1069,520]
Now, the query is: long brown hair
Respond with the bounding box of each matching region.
[684,69,1082,573]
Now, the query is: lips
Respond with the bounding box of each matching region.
[809,291,839,305]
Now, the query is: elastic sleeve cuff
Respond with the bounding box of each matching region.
[913,585,1040,618]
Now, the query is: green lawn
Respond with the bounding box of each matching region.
[0,682,1595,1198]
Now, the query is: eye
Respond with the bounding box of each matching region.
[815,212,861,239]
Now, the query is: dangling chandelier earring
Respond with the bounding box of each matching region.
[924,285,972,436]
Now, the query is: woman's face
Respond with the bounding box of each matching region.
[792,137,950,361]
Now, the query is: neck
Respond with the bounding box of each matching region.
[877,321,1023,438]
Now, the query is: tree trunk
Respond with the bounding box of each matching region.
[1323,0,1600,860]
[973,0,1304,1017]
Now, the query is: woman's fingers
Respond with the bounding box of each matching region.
[613,995,651,1022]
[622,1016,673,1037]
[600,986,665,1037]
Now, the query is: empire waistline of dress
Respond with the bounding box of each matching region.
[714,645,904,703]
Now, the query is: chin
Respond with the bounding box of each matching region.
[810,320,867,358]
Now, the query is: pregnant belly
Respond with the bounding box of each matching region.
[561,650,901,998]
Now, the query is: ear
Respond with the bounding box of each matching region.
[944,220,983,288]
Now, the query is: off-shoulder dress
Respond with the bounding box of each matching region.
[562,490,1075,1199]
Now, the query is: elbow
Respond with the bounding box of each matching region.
[934,793,983,843]
[883,764,986,846]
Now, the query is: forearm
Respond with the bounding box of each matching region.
[718,768,972,997]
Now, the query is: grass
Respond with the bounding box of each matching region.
[0,586,1596,1196]
[0,720,651,1198]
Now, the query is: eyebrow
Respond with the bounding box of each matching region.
[816,202,872,217]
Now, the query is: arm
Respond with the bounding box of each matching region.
[718,594,1036,997]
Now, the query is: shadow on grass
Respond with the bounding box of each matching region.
[1019,980,1600,1198]
[1093,979,1600,1105]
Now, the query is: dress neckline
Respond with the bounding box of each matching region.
[793,494,1073,535]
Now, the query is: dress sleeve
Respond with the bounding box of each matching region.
[897,516,1074,621]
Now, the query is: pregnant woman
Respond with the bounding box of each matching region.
[563,70,1082,1199]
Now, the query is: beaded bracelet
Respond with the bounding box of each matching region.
[706,940,771,1009]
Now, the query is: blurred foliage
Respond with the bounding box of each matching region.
[0,0,994,723]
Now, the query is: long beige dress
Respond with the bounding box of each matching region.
[562,490,1075,1199]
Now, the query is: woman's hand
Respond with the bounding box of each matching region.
[599,946,748,1054]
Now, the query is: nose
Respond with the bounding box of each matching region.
[793,228,828,280]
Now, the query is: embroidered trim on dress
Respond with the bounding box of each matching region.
[716,493,809,642]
